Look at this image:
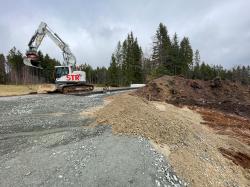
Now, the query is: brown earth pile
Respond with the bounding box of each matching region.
[94,93,249,187]
[135,75,250,118]
[196,107,250,172]
[37,84,57,93]
[197,108,250,146]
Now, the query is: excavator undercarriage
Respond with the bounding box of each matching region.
[57,83,94,94]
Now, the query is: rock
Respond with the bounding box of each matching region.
[25,171,31,176]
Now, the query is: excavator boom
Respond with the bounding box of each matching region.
[24,22,76,68]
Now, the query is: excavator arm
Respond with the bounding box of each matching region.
[24,22,76,68]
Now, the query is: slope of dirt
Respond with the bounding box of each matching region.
[197,107,250,145]
[134,75,250,184]
[135,75,250,118]
[94,93,249,187]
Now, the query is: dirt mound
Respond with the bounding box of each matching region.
[37,84,57,93]
[94,93,249,187]
[219,147,250,169]
[197,108,250,145]
[96,94,196,145]
[133,76,250,184]
[135,75,250,118]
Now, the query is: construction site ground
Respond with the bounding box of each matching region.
[0,93,184,187]
[1,76,250,187]
[0,84,108,96]
[92,76,250,187]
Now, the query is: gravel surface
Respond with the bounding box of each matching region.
[0,93,185,187]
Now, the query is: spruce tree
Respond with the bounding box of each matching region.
[151,23,172,75]
[108,54,119,85]
[193,49,201,78]
[120,32,143,85]
[171,33,180,75]
[179,37,193,75]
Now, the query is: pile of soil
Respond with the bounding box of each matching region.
[133,75,250,184]
[197,108,250,145]
[94,94,249,187]
[135,75,250,118]
[196,107,250,172]
[96,94,199,145]
[37,84,57,93]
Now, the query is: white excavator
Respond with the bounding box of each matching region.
[23,22,94,93]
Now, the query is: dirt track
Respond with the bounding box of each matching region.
[0,93,184,187]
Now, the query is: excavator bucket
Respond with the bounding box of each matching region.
[23,51,43,69]
[23,56,41,69]
[23,57,43,69]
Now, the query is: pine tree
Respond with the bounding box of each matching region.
[108,54,119,85]
[179,37,193,75]
[151,29,160,68]
[7,47,24,73]
[193,49,201,78]
[7,47,24,84]
[40,53,60,82]
[194,49,200,67]
[120,32,143,85]
[171,33,180,75]
[114,41,123,85]
[151,23,172,75]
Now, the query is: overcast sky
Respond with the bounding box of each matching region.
[0,0,249,68]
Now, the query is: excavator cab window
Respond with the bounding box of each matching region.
[55,67,69,78]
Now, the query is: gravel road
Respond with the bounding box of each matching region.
[0,93,185,187]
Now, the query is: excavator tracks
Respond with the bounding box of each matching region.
[61,84,94,94]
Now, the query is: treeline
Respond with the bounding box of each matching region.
[192,50,250,84]
[77,32,143,86]
[107,22,250,85]
[0,47,60,84]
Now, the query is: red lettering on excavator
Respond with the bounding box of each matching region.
[66,74,71,81]
[75,74,80,80]
[66,74,80,81]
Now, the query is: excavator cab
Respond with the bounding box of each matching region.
[55,66,69,79]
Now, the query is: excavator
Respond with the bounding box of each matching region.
[23,22,94,93]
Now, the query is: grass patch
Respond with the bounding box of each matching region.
[0,84,39,96]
